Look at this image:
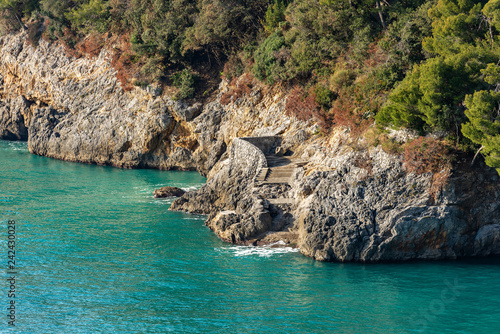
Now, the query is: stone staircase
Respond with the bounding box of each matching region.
[262,166,295,185]
[265,155,292,167]
[245,136,307,206]
[255,168,269,182]
[267,198,296,205]
[256,155,304,186]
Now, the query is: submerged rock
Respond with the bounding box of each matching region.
[153,186,186,198]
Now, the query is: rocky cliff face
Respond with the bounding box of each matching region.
[171,89,500,262]
[2,31,500,262]
[0,31,207,171]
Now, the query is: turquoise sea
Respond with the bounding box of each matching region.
[1,139,500,333]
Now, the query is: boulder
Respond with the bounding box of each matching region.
[153,186,186,198]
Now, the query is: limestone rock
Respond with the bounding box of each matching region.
[153,186,186,198]
[171,83,500,262]
[0,31,202,170]
[0,96,30,140]
[2,31,500,262]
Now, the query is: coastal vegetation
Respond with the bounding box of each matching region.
[1,0,500,172]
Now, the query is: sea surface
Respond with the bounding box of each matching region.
[1,140,500,333]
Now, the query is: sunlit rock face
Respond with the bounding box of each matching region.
[2,30,500,262]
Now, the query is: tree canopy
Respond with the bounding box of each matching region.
[4,0,500,172]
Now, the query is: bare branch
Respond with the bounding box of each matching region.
[471,145,485,167]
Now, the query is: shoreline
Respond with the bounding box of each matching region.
[1,31,500,263]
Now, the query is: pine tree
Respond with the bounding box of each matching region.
[463,89,500,172]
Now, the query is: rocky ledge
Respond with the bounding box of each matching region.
[0,31,210,172]
[170,126,500,261]
[153,186,186,198]
[2,31,500,262]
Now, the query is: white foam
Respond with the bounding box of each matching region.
[8,142,28,151]
[134,183,204,193]
[181,184,205,191]
[219,241,299,258]
[148,197,175,205]
[182,216,207,220]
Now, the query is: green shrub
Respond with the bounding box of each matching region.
[313,84,335,110]
[65,0,110,34]
[140,56,164,82]
[462,89,500,174]
[253,31,289,84]
[172,69,198,100]
[263,0,286,34]
[376,50,495,134]
[0,0,39,33]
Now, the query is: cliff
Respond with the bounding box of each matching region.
[0,32,208,171]
[170,88,500,262]
[2,31,500,262]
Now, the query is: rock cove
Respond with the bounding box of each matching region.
[1,31,500,262]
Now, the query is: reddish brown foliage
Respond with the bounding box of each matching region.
[363,43,386,69]
[40,18,52,43]
[330,76,383,136]
[60,28,82,58]
[430,169,452,201]
[331,93,368,136]
[285,86,333,131]
[222,56,243,81]
[110,34,136,91]
[55,30,105,60]
[39,20,135,91]
[220,73,254,105]
[404,137,454,200]
[403,137,453,174]
[75,34,105,58]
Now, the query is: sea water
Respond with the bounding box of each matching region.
[1,140,500,333]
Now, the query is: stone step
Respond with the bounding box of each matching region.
[269,168,295,173]
[265,156,292,167]
[268,169,294,175]
[255,168,269,182]
[268,198,295,205]
[269,173,294,178]
[262,177,291,184]
[270,166,295,170]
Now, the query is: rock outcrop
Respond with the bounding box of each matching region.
[172,124,500,261]
[0,96,30,140]
[169,75,500,262]
[2,30,500,262]
[0,32,205,171]
[153,186,186,198]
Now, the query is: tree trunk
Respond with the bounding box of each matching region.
[376,1,386,29]
[15,14,27,31]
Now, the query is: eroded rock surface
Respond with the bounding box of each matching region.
[2,30,500,262]
[0,32,202,170]
[0,96,30,140]
[169,77,500,262]
[153,186,186,198]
